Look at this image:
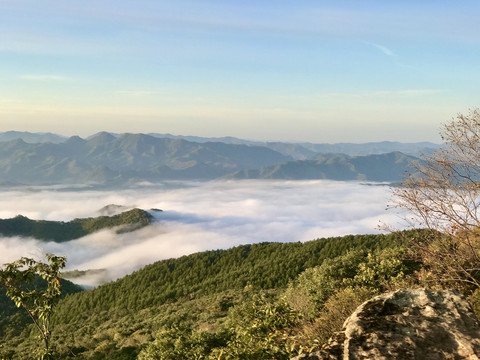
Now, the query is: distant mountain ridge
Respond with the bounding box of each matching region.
[0,133,289,185]
[223,151,420,181]
[146,133,439,158]
[0,131,440,157]
[298,141,438,157]
[0,131,67,144]
[0,131,435,185]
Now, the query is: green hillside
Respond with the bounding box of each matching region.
[0,230,425,359]
[0,208,153,242]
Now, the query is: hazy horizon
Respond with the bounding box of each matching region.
[2,1,479,143]
[0,129,443,145]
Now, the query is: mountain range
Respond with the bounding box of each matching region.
[224,151,419,181]
[0,131,436,186]
[0,131,67,144]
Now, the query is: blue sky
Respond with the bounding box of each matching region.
[1,1,479,142]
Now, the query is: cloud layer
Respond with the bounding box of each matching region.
[0,180,403,286]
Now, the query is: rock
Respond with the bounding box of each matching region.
[98,204,131,216]
[292,289,480,360]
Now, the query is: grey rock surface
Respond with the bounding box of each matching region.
[293,289,480,360]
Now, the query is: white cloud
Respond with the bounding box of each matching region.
[0,180,404,286]
[364,41,396,57]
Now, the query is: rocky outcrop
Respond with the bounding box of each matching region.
[293,289,480,360]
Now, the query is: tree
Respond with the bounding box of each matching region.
[393,109,480,290]
[0,254,66,359]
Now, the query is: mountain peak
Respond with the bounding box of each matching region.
[0,131,67,144]
[87,132,116,146]
[66,135,86,144]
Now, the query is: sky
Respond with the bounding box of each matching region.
[0,180,404,286]
[1,1,480,142]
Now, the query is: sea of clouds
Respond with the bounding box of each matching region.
[0,180,405,286]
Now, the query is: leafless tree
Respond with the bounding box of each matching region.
[393,109,480,290]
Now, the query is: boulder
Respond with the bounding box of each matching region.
[293,289,480,360]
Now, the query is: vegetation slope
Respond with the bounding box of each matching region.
[0,208,152,242]
[0,230,425,359]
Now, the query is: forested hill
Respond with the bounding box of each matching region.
[0,230,424,359]
[57,233,401,318]
[0,208,152,242]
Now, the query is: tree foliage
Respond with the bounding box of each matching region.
[0,254,66,359]
[212,293,299,360]
[285,246,416,320]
